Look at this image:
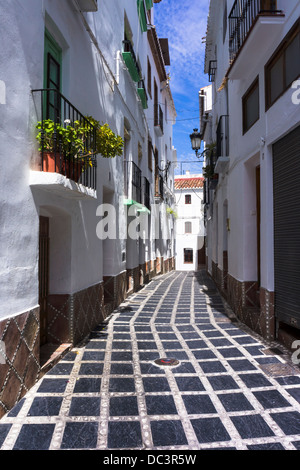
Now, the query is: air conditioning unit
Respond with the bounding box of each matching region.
[77,0,98,12]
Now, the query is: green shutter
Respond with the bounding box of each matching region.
[122,52,141,82]
[137,86,148,109]
[137,0,147,32]
[145,0,153,10]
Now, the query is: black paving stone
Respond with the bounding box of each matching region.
[85,341,106,350]
[61,422,98,449]
[82,350,105,361]
[13,424,55,450]
[171,362,196,374]
[37,378,68,393]
[145,395,178,415]
[287,388,300,403]
[208,375,240,391]
[7,398,25,417]
[182,394,216,414]
[111,341,132,350]
[217,393,254,412]
[27,397,63,416]
[271,411,300,435]
[143,377,171,392]
[253,390,291,409]
[0,424,11,446]
[79,362,104,375]
[219,348,244,358]
[46,363,74,375]
[231,415,275,439]
[69,397,101,416]
[247,443,285,450]
[151,420,188,447]
[238,373,272,388]
[199,361,227,373]
[73,377,101,393]
[227,359,257,371]
[137,341,158,350]
[107,421,142,449]
[109,396,139,416]
[110,363,134,375]
[192,349,217,359]
[109,378,136,393]
[175,376,205,391]
[191,417,231,443]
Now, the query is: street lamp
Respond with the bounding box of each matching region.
[189,128,202,157]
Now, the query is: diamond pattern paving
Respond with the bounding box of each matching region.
[1,270,300,450]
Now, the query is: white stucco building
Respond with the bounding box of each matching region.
[202,0,300,348]
[0,0,176,417]
[174,173,205,271]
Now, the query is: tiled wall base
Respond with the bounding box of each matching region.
[46,282,105,346]
[0,308,40,419]
[211,262,275,342]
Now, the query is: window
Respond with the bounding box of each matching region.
[242,77,259,134]
[265,21,300,109]
[184,249,193,264]
[147,58,152,97]
[185,222,192,233]
[148,138,152,171]
[185,194,191,204]
[44,30,62,121]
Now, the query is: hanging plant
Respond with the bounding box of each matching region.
[86,116,124,159]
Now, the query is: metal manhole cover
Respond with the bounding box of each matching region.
[154,358,180,367]
[259,362,299,377]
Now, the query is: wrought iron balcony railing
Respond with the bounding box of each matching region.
[216,115,229,158]
[229,0,283,63]
[154,103,164,135]
[144,177,151,210]
[32,89,97,190]
[125,161,142,204]
[155,173,164,199]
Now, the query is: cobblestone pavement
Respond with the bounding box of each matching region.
[1,270,300,451]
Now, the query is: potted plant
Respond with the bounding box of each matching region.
[36,116,124,180]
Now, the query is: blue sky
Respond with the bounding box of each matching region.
[153,0,210,176]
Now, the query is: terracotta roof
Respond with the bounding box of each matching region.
[174,177,204,190]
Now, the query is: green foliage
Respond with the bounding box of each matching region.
[166,206,178,218]
[36,116,124,162]
[86,116,124,159]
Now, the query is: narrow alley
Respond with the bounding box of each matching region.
[1,270,300,451]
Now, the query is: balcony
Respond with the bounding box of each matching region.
[124,162,151,213]
[214,115,229,174]
[143,177,151,211]
[155,173,164,200]
[30,89,97,198]
[137,80,148,109]
[154,103,164,136]
[228,0,285,79]
[122,40,141,82]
